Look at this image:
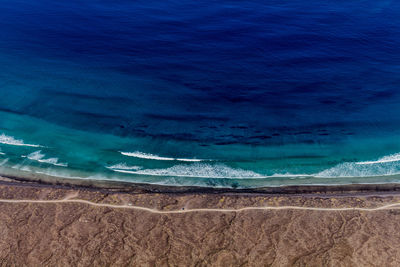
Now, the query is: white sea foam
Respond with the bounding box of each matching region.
[34,170,103,181]
[317,159,400,178]
[120,151,175,160]
[120,151,205,162]
[106,163,142,170]
[175,158,204,162]
[0,134,42,147]
[25,151,68,167]
[355,153,400,165]
[269,173,312,178]
[0,152,5,156]
[314,151,400,178]
[110,163,265,179]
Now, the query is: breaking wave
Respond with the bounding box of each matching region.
[355,153,400,165]
[114,151,400,180]
[110,151,400,180]
[120,151,206,162]
[109,163,265,179]
[25,151,68,167]
[106,163,142,170]
[0,133,42,147]
[317,153,400,178]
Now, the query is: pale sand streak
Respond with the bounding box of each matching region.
[1,198,400,213]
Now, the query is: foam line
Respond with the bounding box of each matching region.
[109,163,266,179]
[120,151,205,162]
[106,163,141,170]
[25,151,68,167]
[356,153,400,165]
[0,134,42,148]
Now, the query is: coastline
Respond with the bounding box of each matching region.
[3,172,400,195]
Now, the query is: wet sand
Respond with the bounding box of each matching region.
[1,176,400,266]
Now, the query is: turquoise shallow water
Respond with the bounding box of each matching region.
[3,106,400,188]
[1,0,400,188]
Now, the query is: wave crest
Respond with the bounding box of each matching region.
[25,151,68,167]
[109,163,265,179]
[0,134,42,148]
[356,153,400,165]
[120,151,205,162]
[106,163,142,170]
[317,161,400,178]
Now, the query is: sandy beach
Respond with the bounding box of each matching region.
[0,176,400,266]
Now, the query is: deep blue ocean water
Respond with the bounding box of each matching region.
[1,0,400,187]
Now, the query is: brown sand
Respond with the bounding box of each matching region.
[0,179,400,266]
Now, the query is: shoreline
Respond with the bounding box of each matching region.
[3,172,400,196]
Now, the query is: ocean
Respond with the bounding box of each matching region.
[1,0,400,188]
